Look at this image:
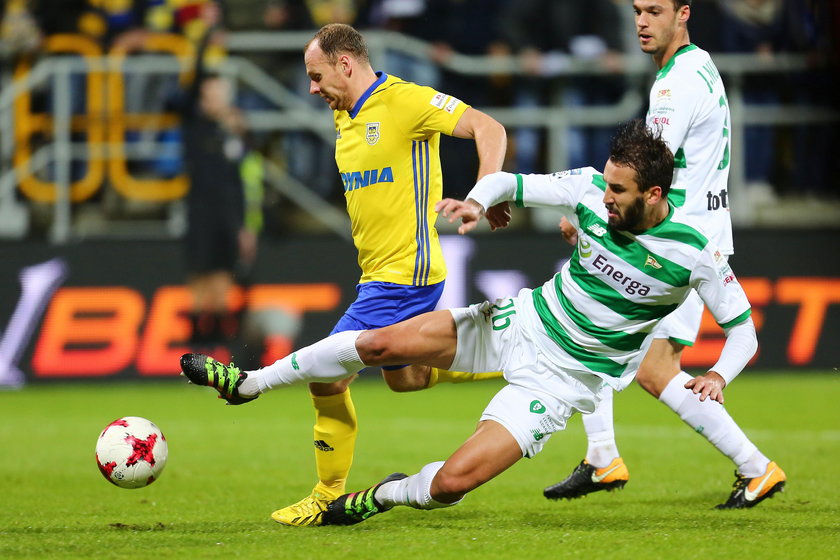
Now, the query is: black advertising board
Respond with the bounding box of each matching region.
[1,229,838,384]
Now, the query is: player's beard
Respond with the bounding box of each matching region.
[608,196,646,231]
[322,93,341,110]
[319,87,348,111]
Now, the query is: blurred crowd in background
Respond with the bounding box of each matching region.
[0,0,837,240]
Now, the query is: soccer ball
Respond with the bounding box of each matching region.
[95,416,168,489]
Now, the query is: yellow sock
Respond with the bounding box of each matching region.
[426,368,503,388]
[310,389,357,500]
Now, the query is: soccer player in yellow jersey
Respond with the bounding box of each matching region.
[240,23,506,526]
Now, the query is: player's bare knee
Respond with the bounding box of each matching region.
[356,330,394,365]
[637,363,680,398]
[382,367,427,393]
[382,376,414,392]
[635,363,659,395]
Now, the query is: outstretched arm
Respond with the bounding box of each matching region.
[436,170,523,234]
[440,169,585,235]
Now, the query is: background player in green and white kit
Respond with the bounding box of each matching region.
[181,120,779,521]
[546,0,785,509]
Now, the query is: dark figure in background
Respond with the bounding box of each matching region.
[33,0,150,49]
[773,0,836,199]
[168,27,256,347]
[497,0,625,174]
[718,0,787,196]
[359,0,511,200]
[424,0,512,199]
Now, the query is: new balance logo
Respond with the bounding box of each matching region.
[587,224,607,237]
[531,429,544,441]
[313,440,334,452]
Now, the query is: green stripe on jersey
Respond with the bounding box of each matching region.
[575,204,692,287]
[668,187,686,207]
[640,209,709,252]
[552,274,650,351]
[670,336,695,347]
[568,258,679,321]
[719,308,752,330]
[515,174,525,208]
[673,148,687,169]
[533,287,627,378]
[592,174,606,192]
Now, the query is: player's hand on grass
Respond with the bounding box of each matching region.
[684,371,726,404]
[485,201,511,231]
[436,198,484,234]
[559,216,578,245]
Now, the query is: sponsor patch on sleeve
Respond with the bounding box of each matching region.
[714,257,736,286]
[444,96,462,113]
[550,168,582,179]
[429,92,447,109]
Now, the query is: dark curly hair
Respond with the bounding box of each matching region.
[608,119,674,196]
[306,23,370,65]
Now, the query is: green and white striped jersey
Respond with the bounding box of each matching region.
[468,168,751,389]
[648,44,733,255]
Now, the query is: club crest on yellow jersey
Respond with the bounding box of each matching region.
[365,122,380,145]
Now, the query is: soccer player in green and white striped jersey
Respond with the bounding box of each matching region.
[181,120,777,522]
[546,0,785,510]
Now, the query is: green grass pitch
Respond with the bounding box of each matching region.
[1,371,838,559]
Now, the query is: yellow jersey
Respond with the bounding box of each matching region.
[334,72,469,286]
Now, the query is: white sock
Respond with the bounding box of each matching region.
[237,330,366,396]
[582,385,620,468]
[375,461,460,509]
[659,372,769,477]
[738,449,772,478]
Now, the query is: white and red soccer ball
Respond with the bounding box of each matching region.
[95,416,168,489]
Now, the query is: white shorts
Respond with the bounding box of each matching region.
[651,289,703,345]
[480,384,572,458]
[449,295,603,458]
